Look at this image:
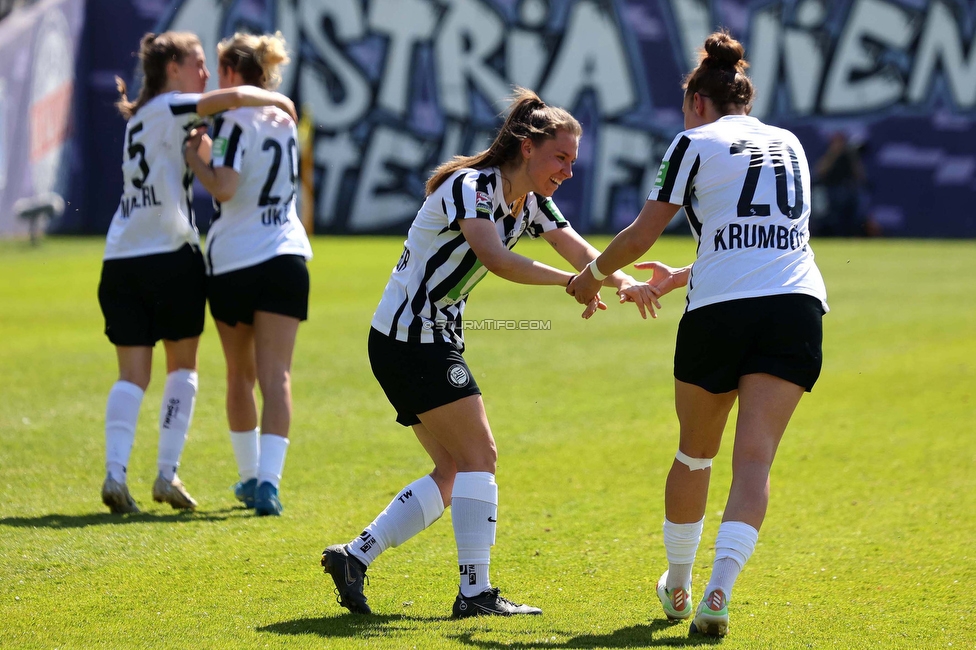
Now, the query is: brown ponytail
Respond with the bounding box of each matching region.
[683,30,754,113]
[425,87,581,195]
[116,32,201,120]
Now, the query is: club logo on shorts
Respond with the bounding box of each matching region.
[447,363,470,388]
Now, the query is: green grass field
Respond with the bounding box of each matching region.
[0,235,973,649]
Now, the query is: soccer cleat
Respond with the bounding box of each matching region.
[321,544,371,614]
[254,481,282,516]
[101,475,140,514]
[232,478,258,508]
[452,588,543,618]
[689,588,729,637]
[656,570,692,620]
[152,473,198,510]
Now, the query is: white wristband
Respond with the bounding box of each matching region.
[587,258,608,282]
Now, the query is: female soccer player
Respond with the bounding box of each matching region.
[99,31,297,514]
[320,88,656,618]
[183,32,311,517]
[569,31,828,637]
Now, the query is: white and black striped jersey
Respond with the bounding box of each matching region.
[204,106,312,276]
[648,115,828,313]
[371,167,570,350]
[104,92,203,260]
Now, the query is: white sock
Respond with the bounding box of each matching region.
[663,517,704,591]
[347,475,445,567]
[157,370,198,481]
[105,381,144,483]
[452,472,497,597]
[230,428,260,481]
[705,521,759,601]
[257,433,289,488]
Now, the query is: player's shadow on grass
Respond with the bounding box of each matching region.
[260,617,721,647]
[452,620,722,648]
[258,613,443,638]
[0,507,242,529]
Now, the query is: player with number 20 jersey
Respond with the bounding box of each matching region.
[567,31,829,639]
[649,115,827,313]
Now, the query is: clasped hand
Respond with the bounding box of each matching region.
[567,261,682,320]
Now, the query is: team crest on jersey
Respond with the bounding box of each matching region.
[212,137,228,157]
[475,190,492,215]
[653,161,670,189]
[447,363,470,388]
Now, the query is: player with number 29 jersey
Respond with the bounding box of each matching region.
[103,92,202,261]
[648,115,827,314]
[204,106,311,275]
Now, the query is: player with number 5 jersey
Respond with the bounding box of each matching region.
[184,31,311,517]
[97,31,298,516]
[568,31,827,638]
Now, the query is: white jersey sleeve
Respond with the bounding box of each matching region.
[525,195,570,238]
[442,168,498,229]
[210,113,248,173]
[647,133,700,206]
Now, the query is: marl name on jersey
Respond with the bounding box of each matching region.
[118,184,163,218]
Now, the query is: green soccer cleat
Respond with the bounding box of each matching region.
[656,570,692,621]
[689,588,729,637]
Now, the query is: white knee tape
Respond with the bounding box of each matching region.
[675,450,712,471]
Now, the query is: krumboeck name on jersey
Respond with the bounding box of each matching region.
[713,222,809,252]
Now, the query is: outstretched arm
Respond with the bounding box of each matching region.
[542,226,662,318]
[196,87,298,122]
[633,261,691,297]
[458,218,605,318]
[567,199,679,305]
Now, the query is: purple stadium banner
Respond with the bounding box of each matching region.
[0,0,83,238]
[4,0,976,238]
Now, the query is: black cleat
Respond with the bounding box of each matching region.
[321,544,371,614]
[452,587,542,618]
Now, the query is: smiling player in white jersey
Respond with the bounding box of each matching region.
[319,88,659,619]
[184,32,311,517]
[97,31,296,515]
[569,31,827,638]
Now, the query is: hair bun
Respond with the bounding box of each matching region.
[702,31,746,71]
